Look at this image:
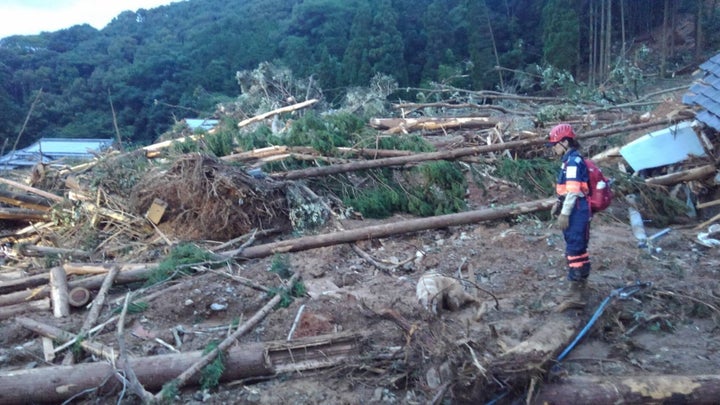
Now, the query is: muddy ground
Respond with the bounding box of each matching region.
[1,180,719,404]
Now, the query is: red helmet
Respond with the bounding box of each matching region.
[548,123,576,144]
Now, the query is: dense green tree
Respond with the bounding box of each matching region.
[465,0,498,90]
[0,0,710,149]
[342,4,373,86]
[542,0,580,72]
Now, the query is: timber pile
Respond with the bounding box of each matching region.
[1,90,719,404]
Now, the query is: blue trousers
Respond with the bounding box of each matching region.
[563,198,591,281]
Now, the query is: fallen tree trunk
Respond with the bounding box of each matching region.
[369,116,499,134]
[18,245,91,259]
[0,331,361,404]
[0,189,52,211]
[272,119,674,181]
[229,198,555,259]
[0,207,51,221]
[535,374,720,405]
[156,272,300,398]
[0,298,50,320]
[237,98,318,128]
[645,164,717,186]
[0,177,64,203]
[16,316,116,360]
[391,102,521,115]
[0,264,157,307]
[0,263,150,296]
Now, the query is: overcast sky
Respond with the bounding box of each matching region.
[0,0,183,39]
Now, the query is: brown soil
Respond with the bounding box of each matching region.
[2,179,719,404]
[1,85,718,404]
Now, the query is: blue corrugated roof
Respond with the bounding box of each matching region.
[684,52,720,130]
[185,119,219,131]
[697,110,720,130]
[0,138,113,169]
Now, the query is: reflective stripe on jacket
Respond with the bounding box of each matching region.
[556,149,589,197]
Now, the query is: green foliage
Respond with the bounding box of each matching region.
[44,253,62,268]
[376,134,434,152]
[542,0,580,72]
[237,125,283,150]
[605,169,687,227]
[286,185,329,231]
[112,301,149,314]
[536,104,576,124]
[493,158,556,197]
[159,380,180,402]
[145,243,214,286]
[534,64,577,93]
[171,138,200,154]
[90,153,149,195]
[267,280,306,308]
[203,129,236,157]
[200,341,225,391]
[0,0,704,152]
[285,111,365,154]
[269,254,292,279]
[266,254,305,307]
[341,161,466,219]
[407,161,467,216]
[344,180,406,218]
[71,333,86,356]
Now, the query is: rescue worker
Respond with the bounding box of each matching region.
[547,123,591,308]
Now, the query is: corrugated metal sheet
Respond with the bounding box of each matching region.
[0,138,113,170]
[697,110,720,131]
[684,52,720,131]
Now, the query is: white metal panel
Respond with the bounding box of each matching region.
[619,122,707,171]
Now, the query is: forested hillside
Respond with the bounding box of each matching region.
[0,0,716,148]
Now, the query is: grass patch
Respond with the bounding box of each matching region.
[145,243,215,286]
[200,341,225,391]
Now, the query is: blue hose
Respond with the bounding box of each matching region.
[555,281,651,364]
[555,295,612,362]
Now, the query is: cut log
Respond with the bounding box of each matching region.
[0,263,150,297]
[237,99,318,128]
[0,273,49,295]
[18,245,91,259]
[0,177,64,203]
[391,102,519,115]
[68,287,91,307]
[0,264,157,307]
[272,119,674,181]
[49,266,69,318]
[0,189,52,211]
[0,331,361,405]
[645,164,717,186]
[369,117,500,134]
[230,198,555,259]
[0,298,50,320]
[64,262,150,275]
[535,374,720,405]
[221,145,289,162]
[15,316,116,360]
[696,198,720,209]
[157,272,300,397]
[0,207,50,221]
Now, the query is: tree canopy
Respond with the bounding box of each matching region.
[0,0,714,149]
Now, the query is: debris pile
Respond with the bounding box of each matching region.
[0,76,719,404]
[129,154,289,241]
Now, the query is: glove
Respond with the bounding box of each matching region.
[557,214,569,230]
[550,199,562,218]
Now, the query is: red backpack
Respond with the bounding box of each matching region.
[584,158,613,212]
